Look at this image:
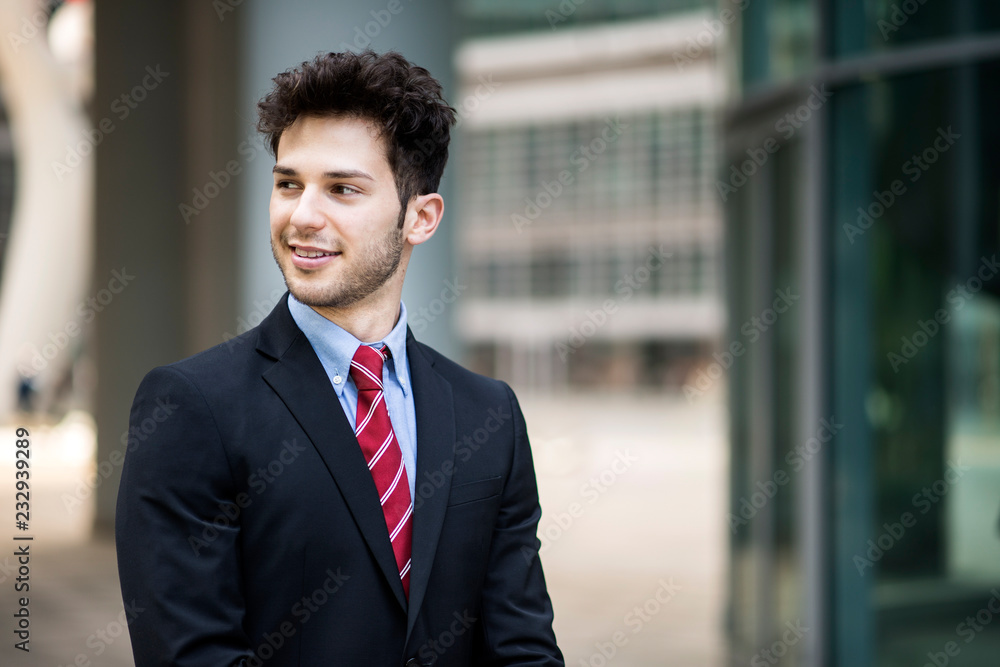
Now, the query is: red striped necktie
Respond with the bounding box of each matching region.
[350,344,413,598]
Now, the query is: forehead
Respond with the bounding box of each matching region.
[276,114,391,175]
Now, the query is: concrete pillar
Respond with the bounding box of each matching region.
[93,1,241,532]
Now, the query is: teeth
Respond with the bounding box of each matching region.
[294,248,335,258]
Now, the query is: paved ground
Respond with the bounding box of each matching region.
[0,392,728,666]
[522,392,727,666]
[2,538,135,667]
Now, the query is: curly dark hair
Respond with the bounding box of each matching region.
[256,50,456,221]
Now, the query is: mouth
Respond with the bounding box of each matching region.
[288,244,341,269]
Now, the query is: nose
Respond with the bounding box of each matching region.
[288,185,326,231]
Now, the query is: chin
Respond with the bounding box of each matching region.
[286,279,355,310]
[286,279,327,304]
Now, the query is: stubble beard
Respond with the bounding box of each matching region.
[273,218,406,310]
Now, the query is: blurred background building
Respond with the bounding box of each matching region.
[453,12,723,391]
[1,0,999,666]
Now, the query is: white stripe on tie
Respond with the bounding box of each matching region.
[367,431,394,470]
[390,503,413,542]
[380,459,405,505]
[354,391,384,436]
[350,359,382,389]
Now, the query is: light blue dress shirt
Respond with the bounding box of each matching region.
[287,293,417,500]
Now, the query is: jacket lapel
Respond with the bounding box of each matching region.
[404,330,456,639]
[256,293,407,610]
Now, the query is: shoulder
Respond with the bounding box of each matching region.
[138,292,298,397]
[135,326,272,407]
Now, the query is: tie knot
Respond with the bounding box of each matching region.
[350,344,388,392]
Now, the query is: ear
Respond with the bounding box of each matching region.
[404,193,444,246]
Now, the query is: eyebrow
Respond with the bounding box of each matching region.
[272,165,375,181]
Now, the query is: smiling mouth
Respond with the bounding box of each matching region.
[291,246,340,258]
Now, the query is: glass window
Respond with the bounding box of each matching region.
[741,0,816,89]
[832,0,1000,58]
[831,64,1000,667]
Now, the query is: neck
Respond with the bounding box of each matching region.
[306,245,411,342]
[309,291,401,343]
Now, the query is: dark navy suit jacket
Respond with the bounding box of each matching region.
[115,292,563,666]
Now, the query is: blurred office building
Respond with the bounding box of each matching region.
[724,1,1000,665]
[453,6,725,392]
[451,5,731,666]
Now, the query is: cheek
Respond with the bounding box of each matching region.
[269,200,288,229]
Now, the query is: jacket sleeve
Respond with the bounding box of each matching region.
[116,366,253,667]
[474,383,564,665]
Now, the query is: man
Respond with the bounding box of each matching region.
[115,50,563,666]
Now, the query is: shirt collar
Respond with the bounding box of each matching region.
[287,293,411,398]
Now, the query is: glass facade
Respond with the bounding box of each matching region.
[728,1,1000,665]
[833,0,1000,57]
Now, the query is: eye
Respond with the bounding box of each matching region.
[332,184,360,195]
[275,180,300,190]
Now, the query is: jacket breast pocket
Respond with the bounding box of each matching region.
[446,476,504,507]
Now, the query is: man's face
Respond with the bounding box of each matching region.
[269,114,406,311]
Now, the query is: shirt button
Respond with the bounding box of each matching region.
[333,375,342,385]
